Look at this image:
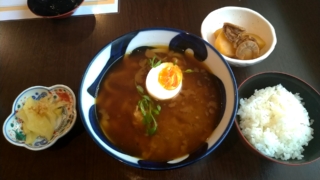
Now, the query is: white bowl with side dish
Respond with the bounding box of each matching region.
[201,6,277,67]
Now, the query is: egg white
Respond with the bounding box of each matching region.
[146,63,182,100]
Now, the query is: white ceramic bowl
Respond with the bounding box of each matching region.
[3,85,77,151]
[201,6,277,67]
[79,27,238,170]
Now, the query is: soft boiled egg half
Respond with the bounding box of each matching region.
[146,62,183,100]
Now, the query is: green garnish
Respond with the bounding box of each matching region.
[136,84,161,135]
[149,56,162,68]
[136,85,144,94]
[184,69,194,73]
[173,58,178,65]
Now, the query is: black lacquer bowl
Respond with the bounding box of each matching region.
[235,72,320,165]
[78,28,238,170]
[27,0,84,18]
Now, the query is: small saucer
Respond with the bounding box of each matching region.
[3,85,77,151]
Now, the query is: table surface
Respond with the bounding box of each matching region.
[1,0,320,179]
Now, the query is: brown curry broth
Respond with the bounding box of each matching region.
[96,49,222,161]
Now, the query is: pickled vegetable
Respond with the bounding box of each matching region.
[212,23,266,60]
[214,30,236,57]
[15,95,65,144]
[213,28,222,39]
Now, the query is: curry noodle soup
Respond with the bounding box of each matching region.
[95,46,223,161]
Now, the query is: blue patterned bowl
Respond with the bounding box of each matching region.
[79,28,238,170]
[3,85,77,151]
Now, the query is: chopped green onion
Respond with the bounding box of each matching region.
[152,109,160,115]
[173,58,178,65]
[136,85,144,94]
[142,95,151,101]
[157,105,161,111]
[154,60,162,67]
[149,56,162,68]
[184,69,194,73]
[135,84,161,135]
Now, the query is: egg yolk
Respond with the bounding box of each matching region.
[158,64,183,90]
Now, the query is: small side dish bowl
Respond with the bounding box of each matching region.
[3,85,77,151]
[79,27,238,170]
[27,0,84,19]
[235,72,320,165]
[201,6,277,67]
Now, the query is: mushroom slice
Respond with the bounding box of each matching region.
[223,22,246,47]
[235,40,260,60]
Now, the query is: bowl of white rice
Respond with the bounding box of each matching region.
[235,72,320,165]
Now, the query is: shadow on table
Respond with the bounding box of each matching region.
[49,115,85,150]
[265,1,320,88]
[48,15,96,46]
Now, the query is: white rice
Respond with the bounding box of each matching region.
[237,84,313,160]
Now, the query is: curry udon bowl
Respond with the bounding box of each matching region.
[79,28,238,170]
